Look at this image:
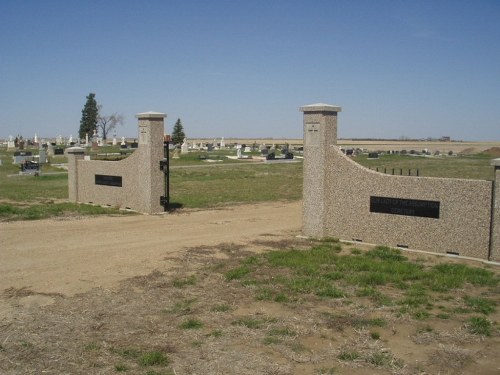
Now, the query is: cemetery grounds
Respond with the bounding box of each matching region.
[0,145,500,374]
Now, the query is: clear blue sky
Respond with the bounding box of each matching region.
[1,0,499,140]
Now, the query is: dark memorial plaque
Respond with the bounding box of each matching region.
[370,196,440,219]
[95,174,122,187]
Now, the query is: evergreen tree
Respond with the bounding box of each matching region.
[171,118,186,145]
[79,93,98,139]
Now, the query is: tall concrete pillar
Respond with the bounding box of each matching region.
[490,158,500,262]
[66,147,85,202]
[300,103,341,237]
[135,112,167,214]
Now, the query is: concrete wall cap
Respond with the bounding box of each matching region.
[491,158,500,167]
[135,111,167,119]
[300,103,342,113]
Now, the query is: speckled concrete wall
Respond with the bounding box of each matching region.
[301,104,499,261]
[67,112,166,214]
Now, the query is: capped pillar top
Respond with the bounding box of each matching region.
[300,103,342,113]
[135,111,167,119]
[491,158,500,168]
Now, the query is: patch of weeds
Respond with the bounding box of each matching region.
[269,327,296,337]
[370,318,387,327]
[256,287,274,301]
[368,351,393,367]
[211,304,231,312]
[416,325,433,333]
[242,255,261,265]
[437,313,450,319]
[370,331,381,340]
[412,310,430,320]
[467,316,492,336]
[165,298,196,315]
[290,342,306,353]
[191,340,202,348]
[225,265,251,281]
[180,318,203,329]
[350,248,362,255]
[338,350,360,361]
[20,341,33,349]
[206,330,223,338]
[263,336,281,345]
[84,342,101,351]
[139,351,169,367]
[356,287,392,306]
[463,295,496,315]
[115,363,128,372]
[274,293,289,303]
[452,306,472,314]
[231,317,269,329]
[365,246,407,262]
[172,275,196,288]
[427,263,498,292]
[0,344,5,352]
[315,285,345,298]
[241,279,260,287]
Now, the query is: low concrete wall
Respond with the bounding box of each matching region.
[301,103,499,261]
[68,112,166,214]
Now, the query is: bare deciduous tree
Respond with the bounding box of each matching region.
[96,105,124,140]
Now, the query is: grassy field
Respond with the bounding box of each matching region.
[0,146,497,220]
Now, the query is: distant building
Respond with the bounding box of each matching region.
[439,136,451,142]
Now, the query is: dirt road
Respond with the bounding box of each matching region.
[0,201,301,316]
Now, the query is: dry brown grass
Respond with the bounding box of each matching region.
[1,239,499,375]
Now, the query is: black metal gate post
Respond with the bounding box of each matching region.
[160,138,170,211]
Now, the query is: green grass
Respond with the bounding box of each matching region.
[1,148,497,221]
[139,351,169,366]
[467,316,492,336]
[355,153,496,180]
[179,318,204,329]
[0,202,131,221]
[223,241,499,322]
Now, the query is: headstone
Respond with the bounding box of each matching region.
[237,148,242,158]
[85,133,89,146]
[68,135,73,145]
[54,148,64,155]
[172,148,180,159]
[121,136,126,146]
[220,137,225,148]
[38,149,47,164]
[131,141,138,149]
[57,135,63,145]
[207,144,213,151]
[244,146,251,153]
[368,152,379,159]
[7,135,15,149]
[47,142,55,156]
[261,148,269,156]
[34,133,38,144]
[181,138,189,154]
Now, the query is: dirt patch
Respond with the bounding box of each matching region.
[483,147,500,157]
[0,202,499,374]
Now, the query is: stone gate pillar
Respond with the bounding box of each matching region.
[490,158,500,262]
[135,112,167,214]
[300,103,341,237]
[66,147,85,202]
